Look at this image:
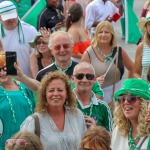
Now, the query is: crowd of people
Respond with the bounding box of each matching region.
[0,0,150,150]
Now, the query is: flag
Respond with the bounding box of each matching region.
[21,0,46,29]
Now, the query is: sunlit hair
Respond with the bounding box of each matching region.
[91,20,117,48]
[143,22,150,45]
[48,31,74,50]
[66,3,83,31]
[34,36,53,58]
[5,131,44,150]
[114,98,150,137]
[80,126,111,150]
[36,70,77,114]
[73,61,96,75]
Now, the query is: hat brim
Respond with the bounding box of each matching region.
[1,9,17,21]
[138,20,150,30]
[29,34,42,48]
[114,89,150,101]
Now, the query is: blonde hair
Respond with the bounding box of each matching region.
[5,131,44,150]
[35,70,77,114]
[91,21,117,48]
[80,126,111,150]
[114,99,150,137]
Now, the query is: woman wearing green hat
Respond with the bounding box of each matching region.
[112,78,150,150]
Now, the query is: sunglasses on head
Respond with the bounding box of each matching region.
[6,139,27,149]
[117,95,139,104]
[36,41,48,45]
[53,44,70,51]
[74,73,95,80]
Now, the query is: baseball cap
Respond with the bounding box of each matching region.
[0,1,17,21]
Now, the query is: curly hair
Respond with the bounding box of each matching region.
[143,22,150,45]
[91,20,117,48]
[66,3,83,31]
[80,126,111,150]
[5,131,44,150]
[114,99,150,137]
[35,70,77,114]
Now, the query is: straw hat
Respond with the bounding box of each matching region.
[138,11,150,30]
[114,78,150,101]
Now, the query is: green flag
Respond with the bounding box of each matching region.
[21,0,46,29]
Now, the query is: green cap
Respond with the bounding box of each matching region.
[114,78,150,101]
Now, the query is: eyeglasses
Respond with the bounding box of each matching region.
[53,44,70,51]
[117,95,139,104]
[74,73,95,80]
[36,41,48,45]
[6,139,27,149]
[0,67,6,71]
[56,9,61,19]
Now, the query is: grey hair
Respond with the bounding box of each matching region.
[73,61,96,75]
[48,31,74,50]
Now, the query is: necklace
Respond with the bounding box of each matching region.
[2,78,33,123]
[128,125,140,150]
[54,61,72,73]
[97,46,113,63]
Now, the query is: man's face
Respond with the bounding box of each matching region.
[47,0,59,8]
[72,66,96,93]
[52,33,73,64]
[2,17,18,30]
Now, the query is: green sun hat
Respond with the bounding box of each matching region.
[114,78,150,101]
[29,33,42,48]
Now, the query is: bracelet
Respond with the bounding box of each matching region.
[118,1,123,7]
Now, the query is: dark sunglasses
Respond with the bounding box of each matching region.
[36,41,48,45]
[54,44,70,51]
[117,95,139,104]
[6,139,27,148]
[74,73,95,80]
[0,67,6,71]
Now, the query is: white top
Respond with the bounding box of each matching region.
[20,107,86,150]
[112,126,148,150]
[85,0,118,32]
[0,21,37,77]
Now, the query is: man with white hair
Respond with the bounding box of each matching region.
[0,1,37,77]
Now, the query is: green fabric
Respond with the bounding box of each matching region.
[120,17,125,37]
[21,0,46,28]
[114,78,150,101]
[124,0,142,43]
[9,0,33,18]
[0,83,35,150]
[148,137,150,150]
[70,80,104,97]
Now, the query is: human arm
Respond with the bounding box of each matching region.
[84,115,96,128]
[39,27,51,43]
[134,42,143,78]
[141,1,150,18]
[122,49,134,78]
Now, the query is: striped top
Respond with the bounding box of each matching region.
[142,43,150,80]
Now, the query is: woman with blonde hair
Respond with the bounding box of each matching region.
[81,20,133,106]
[5,131,44,150]
[20,71,86,150]
[112,78,150,150]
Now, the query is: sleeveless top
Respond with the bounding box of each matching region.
[141,43,150,80]
[37,57,43,71]
[86,46,124,88]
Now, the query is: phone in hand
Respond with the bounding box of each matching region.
[6,51,17,75]
[112,13,120,22]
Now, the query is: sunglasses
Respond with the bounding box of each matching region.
[36,41,48,45]
[0,67,6,72]
[6,139,27,149]
[117,95,139,104]
[53,44,70,51]
[74,73,95,80]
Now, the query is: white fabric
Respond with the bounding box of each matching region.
[112,126,148,150]
[20,107,86,150]
[0,21,37,77]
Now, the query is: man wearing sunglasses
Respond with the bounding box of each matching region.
[71,62,113,131]
[36,31,104,99]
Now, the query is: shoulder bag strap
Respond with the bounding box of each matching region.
[32,114,40,138]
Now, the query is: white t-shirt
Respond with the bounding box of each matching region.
[0,21,37,77]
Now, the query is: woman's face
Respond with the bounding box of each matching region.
[82,142,107,150]
[0,66,11,84]
[145,103,150,122]
[97,26,112,45]
[119,95,141,122]
[36,37,49,54]
[46,78,68,109]
[146,21,150,34]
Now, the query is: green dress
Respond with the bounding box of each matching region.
[0,81,35,150]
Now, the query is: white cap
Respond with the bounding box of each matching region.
[0,1,17,21]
